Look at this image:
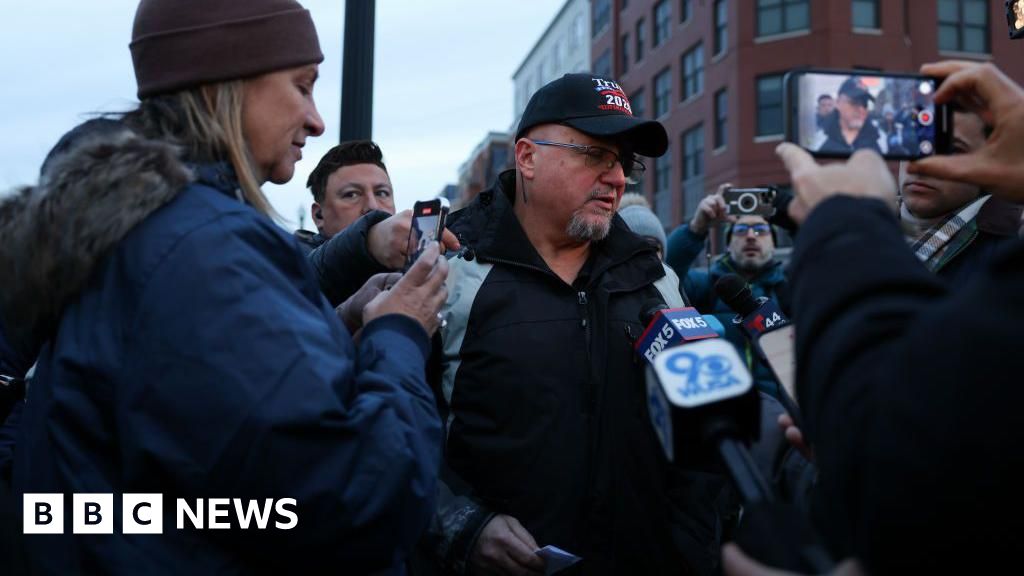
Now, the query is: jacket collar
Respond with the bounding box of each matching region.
[190,162,244,202]
[711,254,786,287]
[976,194,1023,237]
[450,170,662,284]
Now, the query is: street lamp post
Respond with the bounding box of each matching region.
[340,0,375,142]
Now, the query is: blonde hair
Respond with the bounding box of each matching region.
[123,81,278,219]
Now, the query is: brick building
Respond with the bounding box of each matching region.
[591,0,1024,228]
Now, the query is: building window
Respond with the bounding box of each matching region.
[570,13,584,52]
[636,18,646,62]
[593,0,611,38]
[654,0,671,46]
[618,34,626,75]
[632,88,647,118]
[654,67,672,117]
[757,0,810,37]
[593,49,612,78]
[654,154,673,225]
[680,0,691,23]
[714,89,727,149]
[938,0,989,54]
[852,0,879,29]
[682,124,704,181]
[714,0,728,54]
[756,74,784,137]
[681,42,704,101]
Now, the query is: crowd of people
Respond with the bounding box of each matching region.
[2,0,1023,574]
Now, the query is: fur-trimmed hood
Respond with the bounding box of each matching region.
[0,121,192,358]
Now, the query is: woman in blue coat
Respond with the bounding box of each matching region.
[0,1,447,573]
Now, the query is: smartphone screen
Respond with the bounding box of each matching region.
[786,69,950,160]
[406,199,449,268]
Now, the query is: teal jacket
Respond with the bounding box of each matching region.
[666,225,789,396]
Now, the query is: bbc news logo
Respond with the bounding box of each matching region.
[24,494,297,534]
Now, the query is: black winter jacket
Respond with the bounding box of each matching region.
[422,171,727,575]
[293,210,391,306]
[791,196,1024,573]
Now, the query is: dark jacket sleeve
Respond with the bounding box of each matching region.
[666,224,716,309]
[417,337,495,575]
[665,224,706,277]
[789,196,1024,573]
[418,466,496,575]
[121,215,441,573]
[307,209,391,306]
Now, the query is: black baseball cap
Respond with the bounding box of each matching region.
[515,73,669,157]
[838,77,874,107]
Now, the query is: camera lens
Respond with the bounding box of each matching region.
[737,192,757,213]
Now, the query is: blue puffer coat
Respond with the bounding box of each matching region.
[0,128,440,575]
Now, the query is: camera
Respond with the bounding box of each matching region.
[723,187,776,217]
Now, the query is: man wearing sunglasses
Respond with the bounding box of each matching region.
[666,185,788,398]
[420,74,725,576]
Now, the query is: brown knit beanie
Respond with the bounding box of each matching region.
[130,0,323,99]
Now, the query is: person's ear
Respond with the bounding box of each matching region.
[312,202,324,232]
[515,138,537,180]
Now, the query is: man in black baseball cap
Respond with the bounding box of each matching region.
[418,75,721,576]
[515,73,668,157]
[815,75,888,155]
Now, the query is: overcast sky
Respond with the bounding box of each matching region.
[0,1,563,231]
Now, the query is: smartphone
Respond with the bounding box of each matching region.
[756,324,802,427]
[784,68,952,160]
[406,198,450,269]
[723,187,776,218]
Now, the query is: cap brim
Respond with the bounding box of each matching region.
[563,115,669,157]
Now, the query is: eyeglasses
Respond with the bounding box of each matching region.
[732,223,772,237]
[531,140,646,184]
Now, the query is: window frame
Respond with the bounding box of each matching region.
[682,123,705,181]
[851,0,880,30]
[756,0,811,38]
[654,0,672,47]
[681,42,704,102]
[636,18,646,62]
[755,74,785,137]
[654,67,672,118]
[938,0,989,54]
[593,0,611,38]
[714,0,729,55]
[714,88,728,150]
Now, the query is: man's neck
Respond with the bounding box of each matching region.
[514,201,591,285]
[841,125,861,145]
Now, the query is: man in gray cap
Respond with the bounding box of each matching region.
[814,76,888,155]
[420,74,725,576]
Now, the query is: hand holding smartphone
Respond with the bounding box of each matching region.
[405,198,450,270]
[784,68,952,161]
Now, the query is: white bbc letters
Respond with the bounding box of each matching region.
[73,493,114,534]
[122,494,163,534]
[23,493,63,534]
[24,494,298,533]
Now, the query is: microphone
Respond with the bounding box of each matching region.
[713,274,802,427]
[634,301,723,364]
[642,293,833,572]
[714,274,789,341]
[636,303,767,504]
